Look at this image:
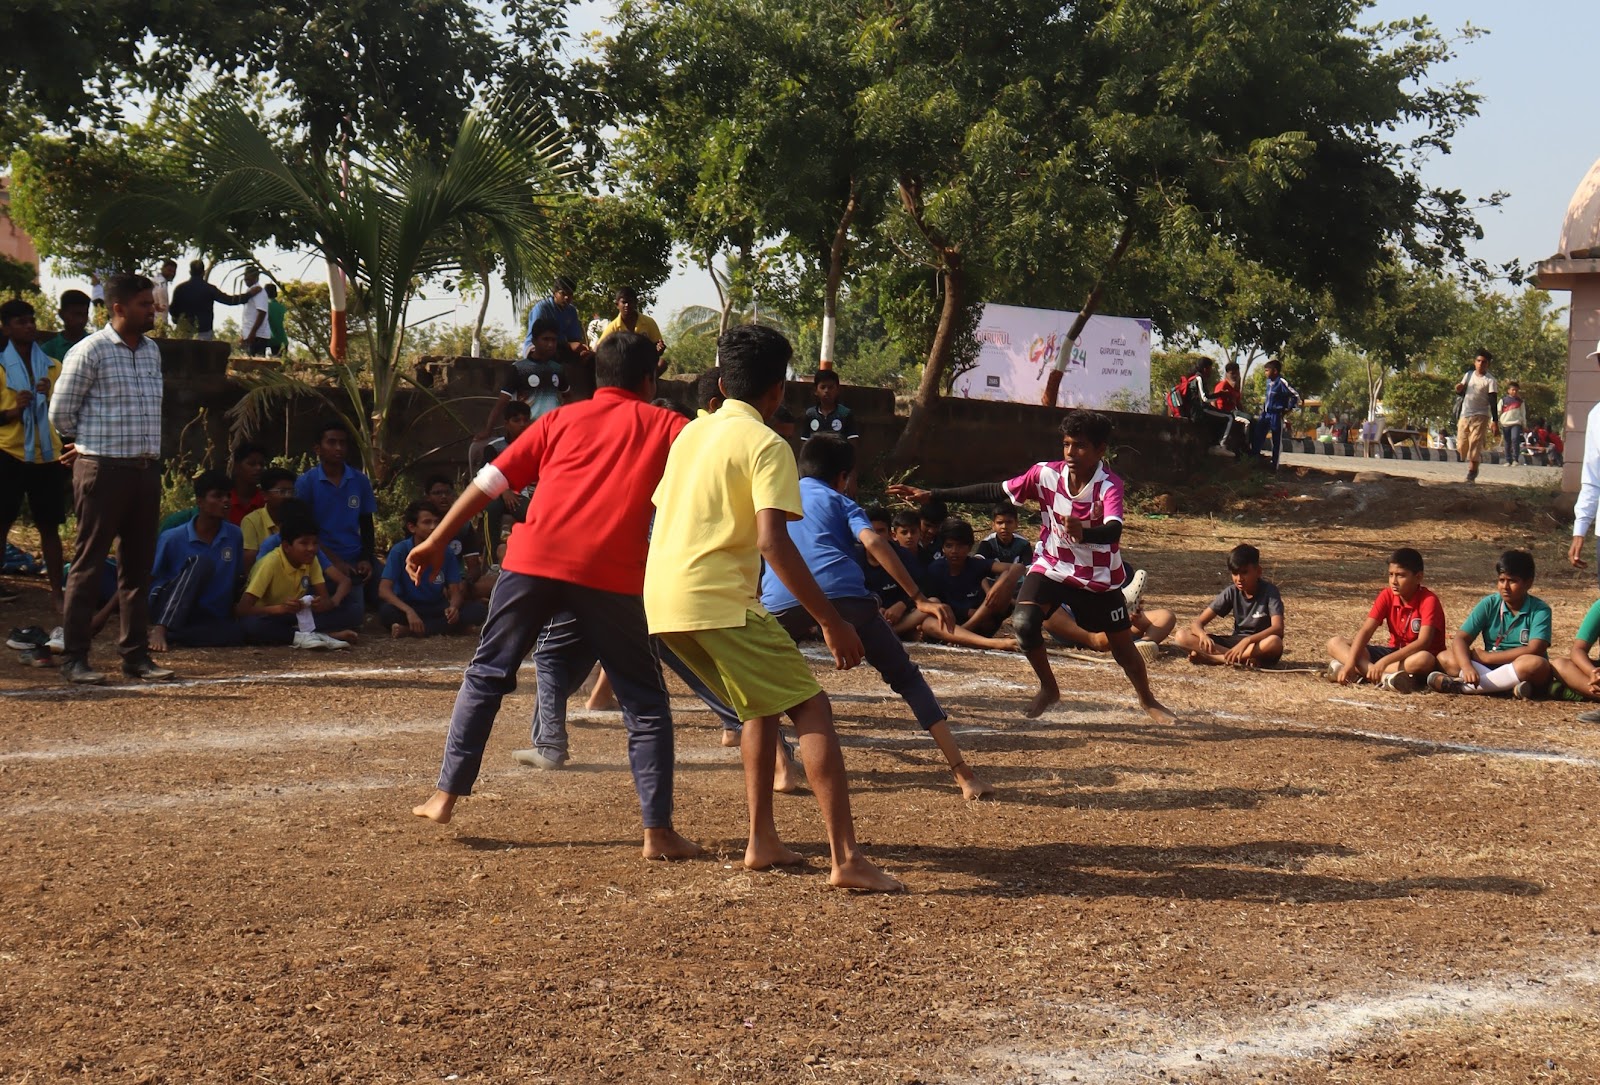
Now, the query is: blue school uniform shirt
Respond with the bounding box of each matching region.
[862,540,921,608]
[759,477,872,614]
[922,553,995,618]
[294,463,376,563]
[381,536,460,606]
[149,519,244,622]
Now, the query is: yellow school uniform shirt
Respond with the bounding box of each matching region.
[601,313,664,344]
[0,349,62,462]
[244,545,324,607]
[645,398,802,633]
[240,507,276,552]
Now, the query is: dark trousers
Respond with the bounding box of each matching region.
[378,598,488,637]
[435,572,675,827]
[773,597,946,729]
[239,591,366,645]
[527,612,740,762]
[1250,412,1286,467]
[149,555,245,647]
[1503,424,1524,464]
[63,456,161,662]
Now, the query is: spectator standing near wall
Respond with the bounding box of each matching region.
[1567,349,1600,582]
[166,260,260,342]
[49,273,175,685]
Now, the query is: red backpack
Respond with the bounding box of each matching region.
[1166,374,1201,418]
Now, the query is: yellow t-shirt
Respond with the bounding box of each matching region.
[645,398,802,633]
[244,545,324,607]
[0,348,62,463]
[240,507,277,552]
[601,313,664,344]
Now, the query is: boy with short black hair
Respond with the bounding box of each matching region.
[915,499,947,566]
[228,441,268,526]
[917,517,1022,650]
[424,474,489,593]
[977,502,1033,565]
[762,435,993,800]
[1324,547,1444,693]
[39,290,93,362]
[480,317,568,440]
[647,324,902,890]
[247,496,363,632]
[802,368,858,442]
[241,467,300,571]
[695,367,725,416]
[0,297,69,612]
[148,470,246,650]
[892,410,1175,722]
[379,500,486,637]
[294,419,377,604]
[868,508,926,631]
[235,509,358,649]
[1429,549,1552,698]
[1173,544,1285,667]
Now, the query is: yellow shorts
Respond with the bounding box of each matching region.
[658,610,822,722]
[1457,414,1491,462]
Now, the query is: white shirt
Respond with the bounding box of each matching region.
[49,325,164,459]
[152,273,172,314]
[1573,401,1600,538]
[241,289,270,342]
[1460,370,1497,417]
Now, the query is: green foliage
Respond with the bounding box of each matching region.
[1382,370,1456,430]
[540,195,673,321]
[0,252,38,297]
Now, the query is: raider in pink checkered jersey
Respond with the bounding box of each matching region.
[892,410,1176,724]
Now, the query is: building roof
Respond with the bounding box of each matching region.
[1556,157,1600,260]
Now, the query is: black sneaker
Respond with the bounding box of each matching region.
[18,646,56,668]
[60,657,106,685]
[122,656,176,682]
[1577,706,1600,725]
[1426,670,1465,695]
[6,625,47,650]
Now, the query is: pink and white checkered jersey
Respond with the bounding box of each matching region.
[1002,461,1125,591]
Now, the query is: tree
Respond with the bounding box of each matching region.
[0,252,37,297]
[101,90,574,485]
[542,195,672,323]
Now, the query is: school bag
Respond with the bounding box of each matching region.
[1166,374,1202,419]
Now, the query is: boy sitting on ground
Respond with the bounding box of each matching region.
[977,502,1034,565]
[917,517,1022,651]
[1046,566,1174,660]
[915,499,946,566]
[294,419,378,606]
[235,505,360,648]
[866,508,927,632]
[761,435,994,800]
[1324,547,1444,693]
[1428,549,1552,698]
[482,399,534,564]
[378,500,487,638]
[424,475,493,601]
[148,470,246,651]
[241,467,298,574]
[1172,544,1285,667]
[1549,597,1600,715]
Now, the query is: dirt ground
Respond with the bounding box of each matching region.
[4,465,1600,1084]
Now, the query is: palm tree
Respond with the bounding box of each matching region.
[101,89,573,485]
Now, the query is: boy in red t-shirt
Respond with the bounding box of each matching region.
[1324,547,1445,693]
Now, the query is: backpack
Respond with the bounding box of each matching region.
[1166,374,1201,419]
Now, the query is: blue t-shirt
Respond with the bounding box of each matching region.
[149,519,244,622]
[294,463,376,563]
[521,296,584,354]
[862,541,921,608]
[759,477,873,614]
[1460,592,1552,651]
[921,553,995,619]
[381,536,461,606]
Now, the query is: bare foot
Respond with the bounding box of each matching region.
[586,692,619,711]
[720,729,741,748]
[642,827,704,861]
[982,636,1016,651]
[50,593,64,615]
[411,790,457,824]
[328,629,360,643]
[1024,686,1060,719]
[1186,650,1203,664]
[390,623,407,639]
[1142,700,1178,724]
[148,628,169,653]
[956,769,995,800]
[773,745,803,793]
[745,839,806,870]
[828,855,905,892]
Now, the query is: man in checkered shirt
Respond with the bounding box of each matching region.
[49,273,175,686]
[892,410,1175,723]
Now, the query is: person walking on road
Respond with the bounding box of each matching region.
[1455,349,1499,483]
[49,273,175,686]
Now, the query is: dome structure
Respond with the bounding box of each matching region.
[1556,157,1600,259]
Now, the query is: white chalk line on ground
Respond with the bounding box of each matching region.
[991,954,1600,1084]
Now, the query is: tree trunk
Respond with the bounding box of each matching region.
[819,184,860,371]
[1042,218,1135,406]
[706,252,733,335]
[470,254,492,359]
[891,253,964,465]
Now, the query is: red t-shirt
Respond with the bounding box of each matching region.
[484,387,687,594]
[1212,379,1241,413]
[228,487,266,526]
[1368,585,1445,653]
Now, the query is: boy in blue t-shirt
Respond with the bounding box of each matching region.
[918,518,1025,650]
[1429,549,1552,698]
[977,503,1034,566]
[378,501,487,637]
[760,436,992,799]
[294,419,377,603]
[148,470,245,652]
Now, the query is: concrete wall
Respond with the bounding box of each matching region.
[158,348,1211,490]
[1563,278,1600,493]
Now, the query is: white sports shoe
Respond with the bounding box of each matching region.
[292,631,329,650]
[46,626,65,652]
[316,632,351,650]
[1122,567,1147,615]
[1133,638,1161,663]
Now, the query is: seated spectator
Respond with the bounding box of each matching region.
[228,442,268,525]
[915,499,947,567]
[1174,356,1234,448]
[294,419,377,606]
[235,506,361,649]
[1550,597,1600,713]
[802,368,858,442]
[240,467,299,574]
[1172,543,1285,667]
[483,399,534,562]
[378,500,487,638]
[1428,549,1552,698]
[424,474,492,601]
[917,517,1023,650]
[1046,566,1174,659]
[977,502,1033,565]
[1323,547,1443,693]
[148,470,246,651]
[868,508,927,633]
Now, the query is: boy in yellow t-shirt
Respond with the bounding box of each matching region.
[235,509,358,648]
[645,324,901,892]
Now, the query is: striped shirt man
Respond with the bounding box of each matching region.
[49,324,164,459]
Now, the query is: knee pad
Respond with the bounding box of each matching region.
[1012,605,1044,652]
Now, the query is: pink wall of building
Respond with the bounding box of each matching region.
[0,179,41,269]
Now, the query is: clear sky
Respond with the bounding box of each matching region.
[38,0,1600,341]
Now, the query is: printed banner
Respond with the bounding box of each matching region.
[952,303,1153,411]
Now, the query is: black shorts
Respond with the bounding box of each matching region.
[0,452,67,528]
[1017,572,1130,634]
[1366,644,1397,664]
